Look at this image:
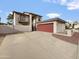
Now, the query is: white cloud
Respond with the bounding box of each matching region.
[67,0,79,10]
[42,0,79,10]
[47,13,61,18]
[60,0,67,5]
[43,0,67,4]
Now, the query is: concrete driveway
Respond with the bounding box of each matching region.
[0,34,6,45]
[0,31,77,59]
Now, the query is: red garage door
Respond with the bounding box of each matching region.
[37,23,53,33]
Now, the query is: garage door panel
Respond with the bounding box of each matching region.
[37,23,53,33]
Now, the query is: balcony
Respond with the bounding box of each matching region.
[19,19,29,23]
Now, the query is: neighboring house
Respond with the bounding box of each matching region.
[37,18,66,33]
[12,11,42,31]
[74,24,79,29]
[73,24,79,32]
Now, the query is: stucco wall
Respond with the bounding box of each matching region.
[14,13,20,25]
[57,22,65,33]
[14,25,31,32]
[13,13,32,31]
[0,25,31,34]
[74,24,79,29]
[53,21,57,33]
[0,25,15,33]
[53,21,65,33]
[14,13,30,26]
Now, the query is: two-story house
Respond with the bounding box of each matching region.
[12,11,42,31]
[12,11,66,33]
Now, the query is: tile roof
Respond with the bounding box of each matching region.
[37,17,67,23]
[13,11,28,16]
[23,12,42,17]
[13,11,42,17]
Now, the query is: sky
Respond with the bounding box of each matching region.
[0,0,79,23]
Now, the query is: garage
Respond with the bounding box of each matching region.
[36,18,66,33]
[37,23,53,33]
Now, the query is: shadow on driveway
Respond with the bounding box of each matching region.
[0,32,25,45]
[0,25,26,45]
[0,34,6,45]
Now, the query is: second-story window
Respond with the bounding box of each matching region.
[19,15,29,25]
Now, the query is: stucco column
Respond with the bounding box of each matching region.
[36,16,38,22]
[36,16,42,22]
[53,21,57,33]
[13,19,16,26]
[36,17,38,29]
[29,14,32,31]
[13,13,16,26]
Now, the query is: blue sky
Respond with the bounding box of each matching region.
[0,0,79,23]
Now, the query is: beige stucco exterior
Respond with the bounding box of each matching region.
[53,21,65,33]
[74,24,79,29]
[13,12,20,25]
[37,21,65,33]
[13,11,42,32]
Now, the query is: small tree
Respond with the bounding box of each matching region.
[66,21,79,29]
[73,21,79,25]
[7,14,13,25]
[65,22,71,29]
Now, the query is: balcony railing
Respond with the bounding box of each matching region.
[19,18,29,23]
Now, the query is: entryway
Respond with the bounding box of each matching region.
[32,18,36,31]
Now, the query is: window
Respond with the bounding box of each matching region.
[19,15,29,25]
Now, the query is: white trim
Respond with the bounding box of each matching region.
[53,21,57,33]
[37,22,54,25]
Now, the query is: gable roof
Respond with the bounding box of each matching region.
[13,11,28,16]
[38,18,67,23]
[46,18,66,23]
[23,12,42,17]
[13,11,42,17]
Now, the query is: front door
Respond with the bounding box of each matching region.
[32,19,36,31]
